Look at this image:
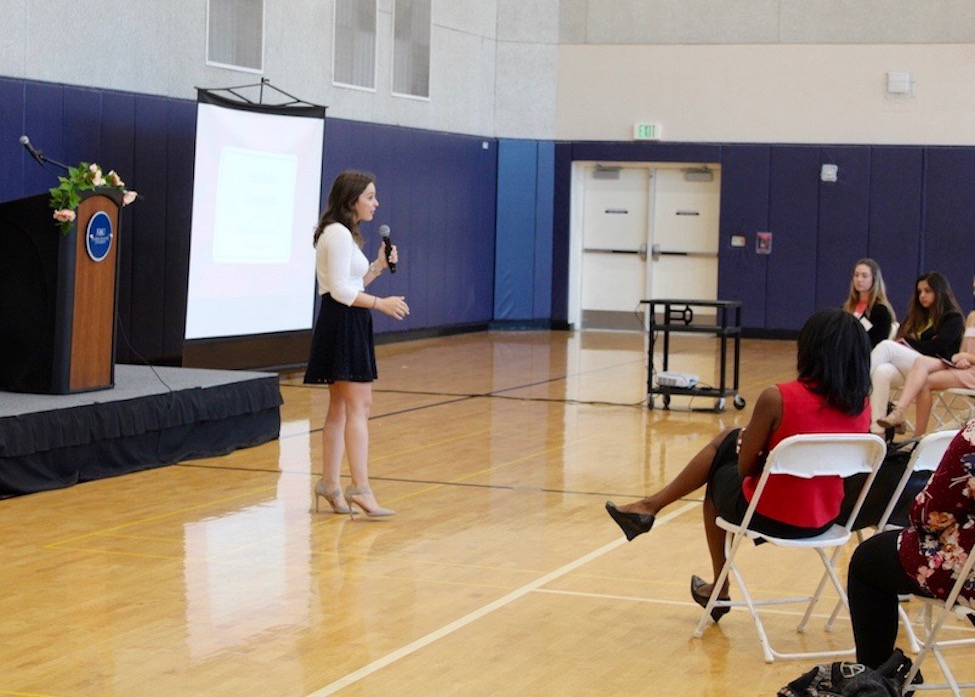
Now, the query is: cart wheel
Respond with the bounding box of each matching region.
[734,395,747,410]
[663,394,671,409]
[716,398,726,411]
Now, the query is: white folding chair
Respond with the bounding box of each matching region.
[934,389,975,431]
[902,538,975,695]
[826,430,959,652]
[873,430,957,533]
[692,433,888,663]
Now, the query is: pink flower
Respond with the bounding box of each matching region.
[122,190,138,206]
[108,170,125,188]
[89,163,106,187]
[52,209,76,223]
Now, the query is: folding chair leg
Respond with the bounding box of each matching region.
[797,548,842,633]
[693,532,742,639]
[798,548,849,634]
[904,603,975,695]
[693,531,775,663]
[896,603,921,654]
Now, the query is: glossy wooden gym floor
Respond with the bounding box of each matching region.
[1,330,972,696]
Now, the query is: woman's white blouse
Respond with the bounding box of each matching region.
[316,222,368,306]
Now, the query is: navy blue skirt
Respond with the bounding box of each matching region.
[303,294,377,384]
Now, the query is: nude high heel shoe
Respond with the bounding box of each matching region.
[344,485,395,519]
[314,480,350,514]
[877,408,907,432]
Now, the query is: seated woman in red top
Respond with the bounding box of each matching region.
[606,308,872,619]
[848,419,975,669]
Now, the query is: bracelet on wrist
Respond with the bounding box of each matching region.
[371,296,377,309]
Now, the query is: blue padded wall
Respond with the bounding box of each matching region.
[766,146,820,331]
[868,147,924,318]
[323,121,497,334]
[4,74,975,351]
[815,146,872,311]
[533,142,555,319]
[924,148,975,312]
[0,77,497,364]
[551,143,573,325]
[717,145,771,329]
[551,140,975,332]
[0,78,28,200]
[495,139,555,322]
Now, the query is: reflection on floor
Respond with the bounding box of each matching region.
[1,330,969,696]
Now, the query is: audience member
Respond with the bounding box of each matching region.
[848,420,975,668]
[605,308,871,620]
[842,258,895,348]
[868,272,964,434]
[879,310,975,436]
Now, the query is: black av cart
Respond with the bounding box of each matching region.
[641,298,744,412]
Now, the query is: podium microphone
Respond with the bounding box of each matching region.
[19,135,44,165]
[379,224,396,273]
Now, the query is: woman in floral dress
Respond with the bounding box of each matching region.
[848,419,975,668]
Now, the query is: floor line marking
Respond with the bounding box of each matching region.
[306,501,698,696]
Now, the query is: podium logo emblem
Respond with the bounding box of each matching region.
[86,211,113,262]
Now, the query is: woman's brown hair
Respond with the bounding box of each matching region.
[313,170,376,248]
[896,271,962,340]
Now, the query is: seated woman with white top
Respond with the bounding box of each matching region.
[878,310,975,436]
[868,271,964,435]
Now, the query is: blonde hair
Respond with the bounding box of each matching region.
[843,258,895,320]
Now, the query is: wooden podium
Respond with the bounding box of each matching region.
[0,189,122,394]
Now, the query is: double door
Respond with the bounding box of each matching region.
[580,165,720,330]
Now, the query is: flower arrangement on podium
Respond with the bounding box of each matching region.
[49,162,138,234]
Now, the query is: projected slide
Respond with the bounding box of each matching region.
[213,147,297,264]
[185,99,324,341]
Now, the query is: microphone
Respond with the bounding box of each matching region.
[379,224,396,273]
[19,135,44,165]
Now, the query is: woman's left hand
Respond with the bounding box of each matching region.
[374,243,398,271]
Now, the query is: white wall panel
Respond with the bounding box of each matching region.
[778,1,975,44]
[581,0,782,45]
[3,2,975,141]
[437,0,498,40]
[495,42,558,138]
[557,43,975,145]
[0,0,27,78]
[25,2,172,93]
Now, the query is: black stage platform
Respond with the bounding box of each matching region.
[0,365,283,496]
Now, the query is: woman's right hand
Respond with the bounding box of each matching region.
[376,295,410,320]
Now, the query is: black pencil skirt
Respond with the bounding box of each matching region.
[707,428,833,539]
[303,294,377,384]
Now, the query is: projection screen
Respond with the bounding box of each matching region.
[185,90,325,341]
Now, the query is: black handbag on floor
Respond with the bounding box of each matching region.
[777,649,913,696]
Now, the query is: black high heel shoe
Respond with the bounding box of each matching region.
[690,574,731,622]
[605,501,655,541]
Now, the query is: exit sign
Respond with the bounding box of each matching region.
[633,122,661,141]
